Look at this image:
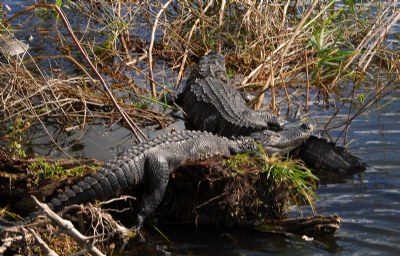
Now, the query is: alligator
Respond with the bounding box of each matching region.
[0,130,257,230]
[178,52,285,136]
[177,52,366,173]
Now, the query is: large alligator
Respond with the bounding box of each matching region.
[0,130,257,230]
[177,52,366,173]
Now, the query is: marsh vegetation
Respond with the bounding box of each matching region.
[0,0,399,255]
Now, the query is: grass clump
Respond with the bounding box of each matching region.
[224,149,319,217]
[261,156,319,213]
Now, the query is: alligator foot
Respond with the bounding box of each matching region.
[131,227,146,242]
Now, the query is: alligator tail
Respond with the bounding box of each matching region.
[1,156,144,230]
[0,211,41,229]
[48,158,144,211]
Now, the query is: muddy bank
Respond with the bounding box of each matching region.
[0,151,339,235]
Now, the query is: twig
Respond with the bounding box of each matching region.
[270,60,276,114]
[28,228,59,256]
[330,7,400,86]
[305,50,310,113]
[98,195,136,206]
[360,9,400,72]
[332,78,399,143]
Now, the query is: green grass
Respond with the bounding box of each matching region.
[30,159,99,187]
[261,156,319,212]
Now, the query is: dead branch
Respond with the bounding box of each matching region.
[31,195,106,256]
[28,228,59,256]
[149,0,173,98]
[0,235,23,254]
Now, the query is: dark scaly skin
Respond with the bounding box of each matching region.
[0,130,258,230]
[295,136,366,174]
[179,52,286,136]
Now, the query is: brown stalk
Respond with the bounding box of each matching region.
[305,50,310,113]
[270,60,276,114]
[253,0,318,110]
[174,0,216,89]
[218,0,227,52]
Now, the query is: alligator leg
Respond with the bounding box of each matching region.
[136,155,170,230]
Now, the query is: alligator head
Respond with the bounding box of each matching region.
[250,123,314,155]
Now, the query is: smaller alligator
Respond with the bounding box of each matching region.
[0,130,257,231]
[177,51,286,136]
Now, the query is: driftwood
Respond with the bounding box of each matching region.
[30,196,106,256]
[256,214,341,236]
[0,195,134,255]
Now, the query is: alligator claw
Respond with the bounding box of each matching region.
[132,228,146,242]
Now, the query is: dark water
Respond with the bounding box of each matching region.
[2,1,400,255]
[312,98,400,255]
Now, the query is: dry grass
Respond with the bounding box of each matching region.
[1,1,399,147]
